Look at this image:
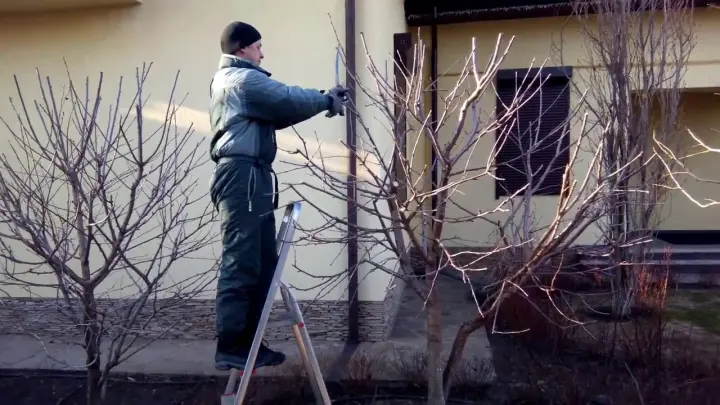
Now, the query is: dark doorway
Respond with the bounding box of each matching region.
[655,230,720,245]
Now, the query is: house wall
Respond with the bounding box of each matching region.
[409,7,720,249]
[412,16,601,249]
[0,0,407,341]
[655,91,720,230]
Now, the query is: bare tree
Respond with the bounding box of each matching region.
[0,63,218,404]
[556,0,696,318]
[278,28,644,403]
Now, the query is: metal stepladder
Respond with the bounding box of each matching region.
[221,202,332,405]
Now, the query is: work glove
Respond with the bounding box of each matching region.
[323,85,348,118]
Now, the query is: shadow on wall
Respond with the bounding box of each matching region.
[141,101,366,179]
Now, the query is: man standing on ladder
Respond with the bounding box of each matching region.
[208,21,348,371]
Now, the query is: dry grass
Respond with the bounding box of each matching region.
[486,266,720,405]
[666,289,720,335]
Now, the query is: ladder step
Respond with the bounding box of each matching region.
[266,312,296,329]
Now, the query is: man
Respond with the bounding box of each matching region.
[208,21,348,371]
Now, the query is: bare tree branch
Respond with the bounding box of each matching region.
[273,20,653,402]
[553,0,696,318]
[0,62,219,405]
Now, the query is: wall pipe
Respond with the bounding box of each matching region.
[345,0,359,344]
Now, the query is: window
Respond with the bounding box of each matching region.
[494,67,572,198]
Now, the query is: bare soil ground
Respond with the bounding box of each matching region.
[484,280,720,405]
[0,368,496,405]
[3,283,719,405]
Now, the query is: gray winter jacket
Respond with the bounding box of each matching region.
[209,54,331,164]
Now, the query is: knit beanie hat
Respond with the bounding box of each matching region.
[220,21,262,54]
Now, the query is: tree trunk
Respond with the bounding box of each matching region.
[441,314,487,401]
[426,267,445,405]
[86,368,102,405]
[83,289,103,405]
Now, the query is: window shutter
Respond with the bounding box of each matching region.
[495,74,570,198]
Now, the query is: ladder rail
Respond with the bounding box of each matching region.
[225,202,331,405]
[233,203,301,405]
[283,285,332,405]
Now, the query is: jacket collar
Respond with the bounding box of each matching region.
[218,54,272,77]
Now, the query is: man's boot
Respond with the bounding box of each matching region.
[239,327,286,368]
[215,333,250,371]
[215,332,285,371]
[256,340,286,367]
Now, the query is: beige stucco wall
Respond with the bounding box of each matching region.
[655,91,720,230]
[354,0,407,299]
[412,17,602,248]
[0,0,407,302]
[408,7,720,248]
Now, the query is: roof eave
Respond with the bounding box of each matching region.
[406,4,574,26]
[406,1,713,27]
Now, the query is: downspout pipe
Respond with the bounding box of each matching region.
[345,0,360,344]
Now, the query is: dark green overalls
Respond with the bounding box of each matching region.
[210,157,278,352]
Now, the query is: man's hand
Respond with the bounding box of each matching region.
[324,85,348,118]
